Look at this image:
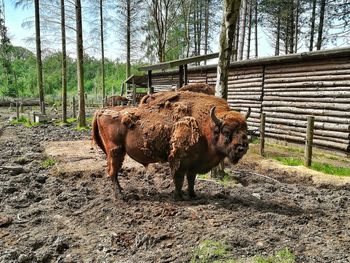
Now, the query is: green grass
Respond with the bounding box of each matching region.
[191,241,295,263]
[191,240,234,263]
[74,125,91,131]
[273,157,350,176]
[10,116,40,127]
[42,158,56,168]
[255,248,295,263]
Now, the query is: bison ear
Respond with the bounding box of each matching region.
[244,107,251,120]
[210,106,223,127]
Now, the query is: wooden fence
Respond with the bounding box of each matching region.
[147,48,350,153]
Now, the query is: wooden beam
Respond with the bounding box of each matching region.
[184,64,188,85]
[138,52,219,71]
[148,70,153,94]
[179,65,184,88]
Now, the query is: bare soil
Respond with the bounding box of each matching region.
[0,108,350,263]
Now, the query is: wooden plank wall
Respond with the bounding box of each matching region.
[150,55,350,153]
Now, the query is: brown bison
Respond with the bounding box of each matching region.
[92,91,250,200]
[178,83,215,95]
[106,95,129,106]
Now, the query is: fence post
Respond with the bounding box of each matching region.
[20,98,24,113]
[304,116,315,167]
[72,96,76,118]
[260,113,266,157]
[41,101,46,115]
[16,101,19,119]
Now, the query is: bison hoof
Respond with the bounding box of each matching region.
[174,192,184,201]
[188,192,197,199]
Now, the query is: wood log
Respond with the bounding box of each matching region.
[265,132,350,152]
[227,82,263,88]
[265,69,350,79]
[265,61,350,74]
[265,117,350,132]
[262,101,350,111]
[265,81,350,89]
[265,122,350,139]
[263,96,350,103]
[263,111,350,125]
[228,99,261,104]
[227,94,262,100]
[265,74,350,84]
[264,91,350,98]
[262,106,350,117]
[265,127,349,144]
[228,87,262,92]
[264,86,350,92]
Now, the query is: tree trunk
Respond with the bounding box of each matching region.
[294,0,299,53]
[75,0,86,127]
[246,0,252,59]
[309,0,317,51]
[239,0,247,60]
[34,0,45,114]
[126,0,131,79]
[204,0,209,64]
[316,0,326,50]
[214,0,242,178]
[254,0,258,58]
[289,1,294,53]
[100,0,105,105]
[215,0,242,99]
[275,8,281,56]
[60,0,67,123]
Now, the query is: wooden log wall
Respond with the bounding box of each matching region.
[149,48,350,153]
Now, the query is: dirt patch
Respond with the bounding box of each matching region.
[1,121,350,262]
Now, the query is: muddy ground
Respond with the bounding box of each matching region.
[0,109,350,263]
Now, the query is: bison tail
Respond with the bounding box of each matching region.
[91,111,107,154]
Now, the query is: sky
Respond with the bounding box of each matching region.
[3,0,280,63]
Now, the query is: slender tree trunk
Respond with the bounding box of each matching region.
[246,0,252,59]
[215,0,242,99]
[213,0,241,178]
[309,0,317,51]
[294,0,299,53]
[239,0,247,60]
[126,0,131,78]
[316,0,326,50]
[100,0,105,104]
[34,0,44,114]
[204,0,209,65]
[254,0,258,58]
[75,0,86,127]
[275,8,280,56]
[233,13,240,61]
[289,1,294,53]
[285,19,289,54]
[60,0,67,123]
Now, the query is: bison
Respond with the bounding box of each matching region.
[106,95,129,106]
[178,83,215,95]
[92,91,250,200]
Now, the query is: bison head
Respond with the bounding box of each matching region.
[210,106,250,164]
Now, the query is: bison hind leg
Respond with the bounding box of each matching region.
[108,146,126,199]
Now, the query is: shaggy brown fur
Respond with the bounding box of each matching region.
[92,91,249,200]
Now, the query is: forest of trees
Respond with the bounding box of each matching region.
[0,0,349,123]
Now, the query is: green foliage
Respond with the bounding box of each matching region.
[191,240,234,263]
[255,248,295,263]
[42,158,56,168]
[10,116,39,127]
[273,157,350,176]
[0,46,141,99]
[74,125,91,132]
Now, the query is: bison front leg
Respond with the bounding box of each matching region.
[172,170,185,201]
[108,146,126,199]
[186,172,197,199]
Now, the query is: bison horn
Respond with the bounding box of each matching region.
[210,106,223,127]
[244,107,251,120]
